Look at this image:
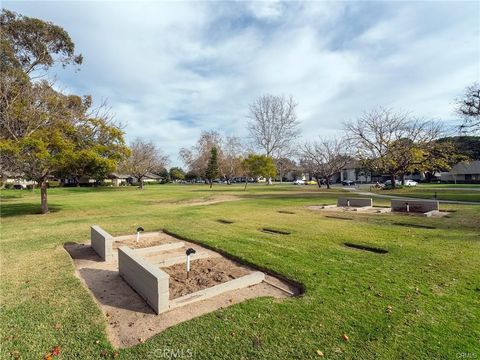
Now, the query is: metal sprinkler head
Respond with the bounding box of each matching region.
[186,248,196,279]
[136,227,144,243]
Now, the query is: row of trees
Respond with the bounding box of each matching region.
[178,93,478,190]
[1,9,478,213]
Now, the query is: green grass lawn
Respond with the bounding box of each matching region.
[1,184,479,359]
[370,186,480,202]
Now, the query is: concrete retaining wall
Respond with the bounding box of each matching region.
[91,225,113,261]
[337,197,373,207]
[118,246,170,314]
[170,271,265,309]
[391,199,439,213]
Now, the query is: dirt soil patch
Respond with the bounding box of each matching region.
[177,195,240,206]
[163,258,251,299]
[278,210,295,214]
[64,232,301,348]
[112,232,177,250]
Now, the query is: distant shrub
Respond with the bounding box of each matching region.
[383,184,404,190]
[3,183,13,189]
[47,181,61,188]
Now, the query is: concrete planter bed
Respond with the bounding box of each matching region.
[308,198,450,217]
[90,225,179,261]
[66,228,302,348]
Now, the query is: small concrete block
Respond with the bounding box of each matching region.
[337,198,373,208]
[150,252,211,267]
[91,225,113,261]
[391,199,439,213]
[118,246,170,314]
[169,271,265,309]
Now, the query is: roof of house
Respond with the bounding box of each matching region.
[450,160,480,174]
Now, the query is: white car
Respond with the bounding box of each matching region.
[293,179,305,185]
[404,180,418,187]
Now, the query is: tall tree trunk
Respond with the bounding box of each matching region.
[316,179,322,188]
[139,177,144,189]
[390,174,396,189]
[244,178,248,191]
[326,178,331,189]
[401,174,405,185]
[40,179,48,214]
[209,180,213,189]
[267,177,272,185]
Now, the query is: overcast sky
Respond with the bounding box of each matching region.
[4,1,480,165]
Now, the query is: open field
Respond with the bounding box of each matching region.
[1,184,479,359]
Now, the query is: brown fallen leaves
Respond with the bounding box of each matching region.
[43,345,61,360]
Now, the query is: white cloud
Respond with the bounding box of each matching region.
[4,1,479,165]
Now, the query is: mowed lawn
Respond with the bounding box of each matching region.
[369,184,480,203]
[1,184,479,359]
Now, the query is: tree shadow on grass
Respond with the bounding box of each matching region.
[0,203,62,217]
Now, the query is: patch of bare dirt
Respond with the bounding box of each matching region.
[112,233,176,250]
[163,258,251,299]
[177,195,240,206]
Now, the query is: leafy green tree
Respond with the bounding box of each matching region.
[437,136,480,160]
[205,147,219,188]
[0,10,128,213]
[169,167,185,181]
[241,154,276,190]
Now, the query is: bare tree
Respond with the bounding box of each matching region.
[301,138,351,189]
[222,136,244,183]
[120,139,169,189]
[345,108,444,187]
[456,82,480,133]
[179,130,223,180]
[248,94,300,183]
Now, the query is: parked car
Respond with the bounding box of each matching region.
[404,180,418,187]
[342,180,356,186]
[305,180,317,185]
[293,179,305,185]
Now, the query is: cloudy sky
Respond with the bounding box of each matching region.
[4,1,480,165]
